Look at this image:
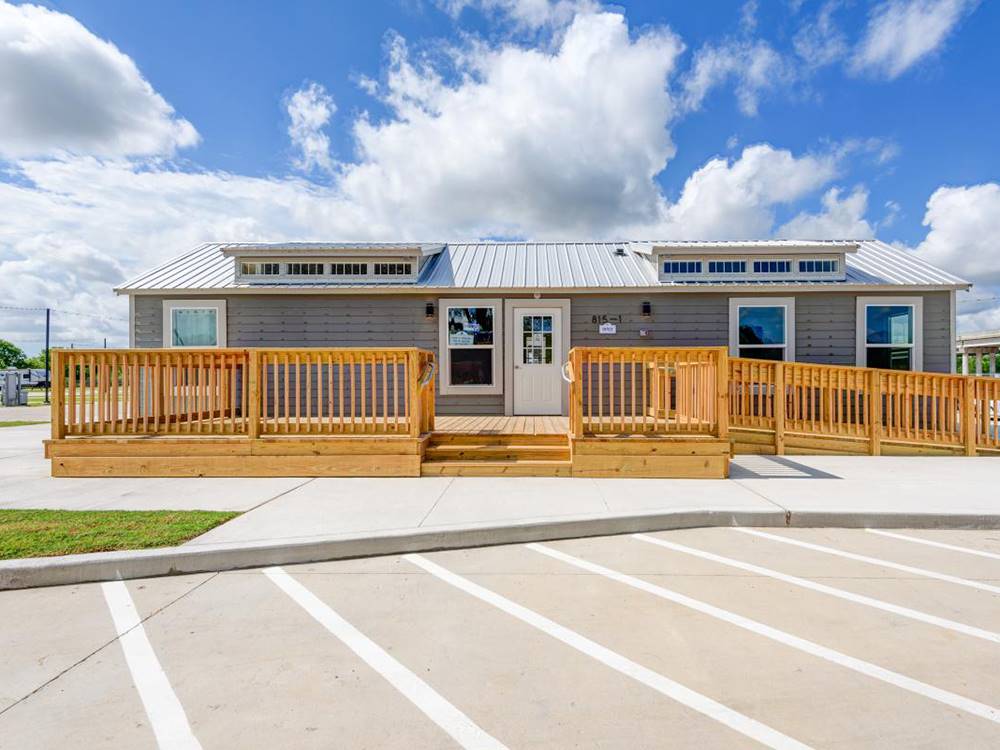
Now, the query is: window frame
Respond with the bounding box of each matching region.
[728,297,795,361]
[438,298,503,396]
[856,296,923,371]
[162,299,227,348]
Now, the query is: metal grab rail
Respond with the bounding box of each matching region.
[560,361,574,384]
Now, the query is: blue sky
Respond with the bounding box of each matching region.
[0,0,998,350]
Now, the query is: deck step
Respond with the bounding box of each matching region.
[420,459,572,477]
[425,444,570,461]
[427,432,568,447]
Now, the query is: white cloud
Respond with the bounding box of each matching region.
[0,1,198,159]
[775,186,874,239]
[345,11,686,237]
[0,5,918,349]
[793,1,848,68]
[682,39,793,116]
[912,183,1000,285]
[640,144,838,239]
[285,82,337,173]
[850,0,979,79]
[437,0,597,29]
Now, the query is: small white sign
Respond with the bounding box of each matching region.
[449,331,474,346]
[599,322,617,335]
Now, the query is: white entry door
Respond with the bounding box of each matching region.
[514,308,563,415]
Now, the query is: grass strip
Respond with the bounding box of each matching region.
[0,509,239,559]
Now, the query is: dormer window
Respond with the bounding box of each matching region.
[374,262,412,276]
[799,259,838,274]
[331,263,368,276]
[708,260,746,274]
[664,261,702,275]
[241,262,280,276]
[287,262,325,275]
[753,260,791,274]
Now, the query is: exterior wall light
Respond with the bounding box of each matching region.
[641,300,652,317]
[425,301,436,319]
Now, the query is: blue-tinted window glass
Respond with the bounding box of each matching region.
[753,260,790,273]
[738,306,785,346]
[171,308,217,347]
[866,306,912,345]
[799,259,838,273]
[664,261,702,274]
[709,261,746,274]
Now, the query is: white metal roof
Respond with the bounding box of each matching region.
[116,240,969,293]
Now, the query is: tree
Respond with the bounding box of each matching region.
[24,351,48,369]
[0,339,28,369]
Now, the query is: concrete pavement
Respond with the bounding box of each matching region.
[3,422,1000,589]
[2,527,999,748]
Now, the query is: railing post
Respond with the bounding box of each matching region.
[868,369,881,456]
[773,361,785,455]
[962,376,977,456]
[51,349,65,440]
[247,349,260,439]
[716,348,729,441]
[571,349,583,438]
[408,349,421,438]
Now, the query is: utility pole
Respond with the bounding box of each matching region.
[44,308,50,404]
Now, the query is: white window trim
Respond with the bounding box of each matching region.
[439,297,503,396]
[729,297,796,361]
[856,296,923,371]
[162,299,227,348]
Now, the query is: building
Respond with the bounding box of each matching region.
[116,240,968,419]
[957,329,1000,376]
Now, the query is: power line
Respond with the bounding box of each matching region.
[0,304,128,323]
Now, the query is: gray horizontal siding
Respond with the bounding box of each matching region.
[132,289,954,419]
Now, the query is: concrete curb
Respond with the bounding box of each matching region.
[3,508,1000,590]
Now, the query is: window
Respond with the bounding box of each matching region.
[752,260,791,274]
[857,297,923,370]
[729,298,795,361]
[286,262,325,275]
[374,262,413,276]
[240,262,280,276]
[709,260,747,274]
[439,299,502,395]
[162,300,226,348]
[330,262,368,276]
[663,261,702,275]
[799,259,838,274]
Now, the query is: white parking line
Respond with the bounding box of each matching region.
[101,581,202,750]
[405,553,812,750]
[735,529,1000,596]
[632,533,1000,644]
[866,529,1000,561]
[263,567,507,750]
[528,543,1000,725]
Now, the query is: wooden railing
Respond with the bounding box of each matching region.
[566,347,728,439]
[729,357,1000,455]
[51,348,436,440]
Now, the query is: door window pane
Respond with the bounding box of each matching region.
[521,316,553,365]
[738,307,785,346]
[866,306,913,345]
[867,347,912,370]
[450,349,493,385]
[448,307,493,346]
[171,308,217,347]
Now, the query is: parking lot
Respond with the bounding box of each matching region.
[2,526,999,749]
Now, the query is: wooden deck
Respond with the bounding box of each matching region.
[433,415,569,435]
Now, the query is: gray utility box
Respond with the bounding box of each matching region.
[2,370,29,406]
